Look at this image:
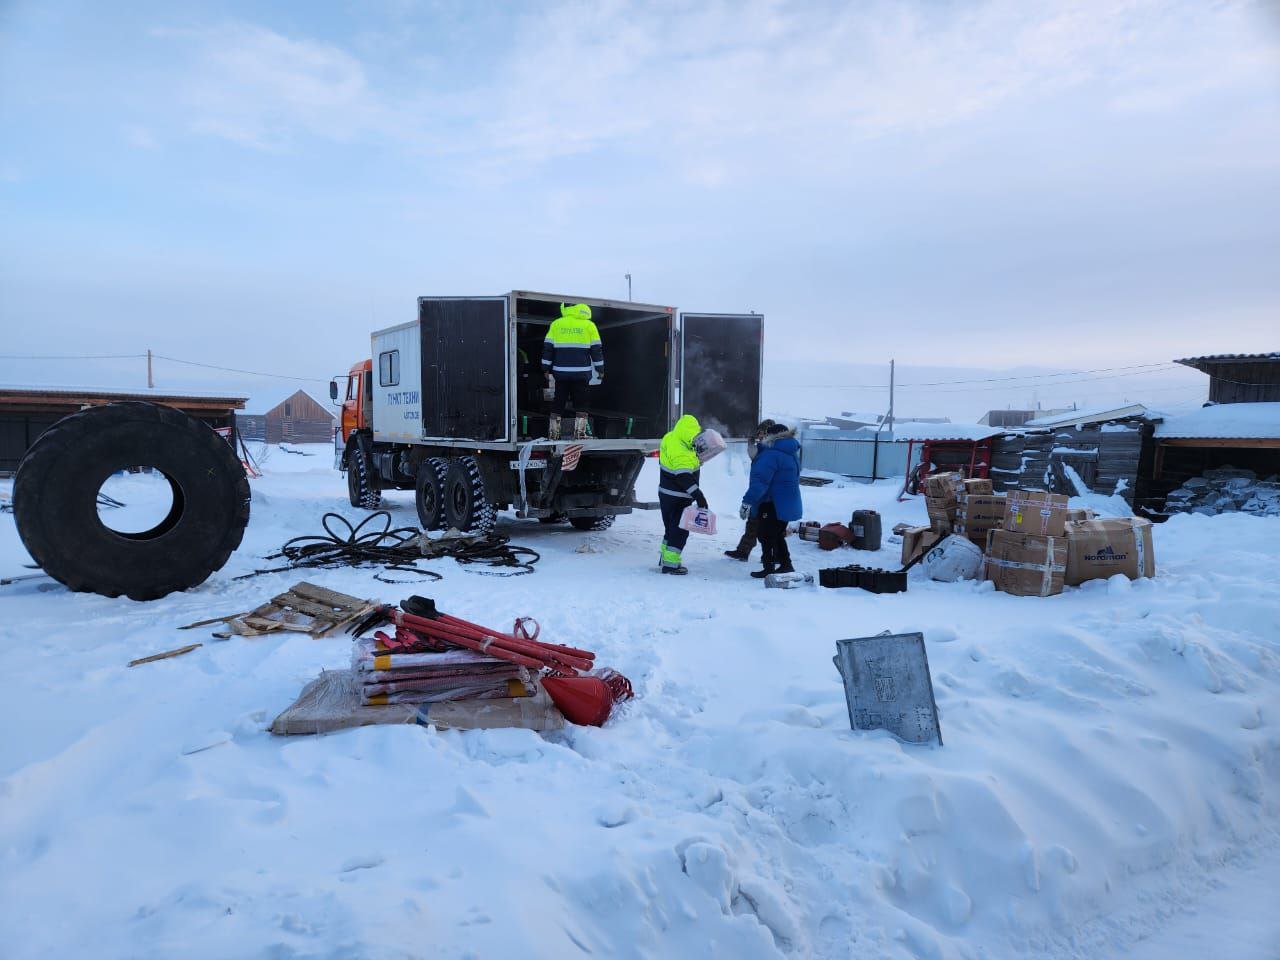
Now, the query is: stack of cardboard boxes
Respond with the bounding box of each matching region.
[898,471,1157,597]
[983,491,1153,597]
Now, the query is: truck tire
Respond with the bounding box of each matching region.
[12,401,250,601]
[570,515,615,532]
[444,456,497,535]
[415,457,448,531]
[346,434,381,509]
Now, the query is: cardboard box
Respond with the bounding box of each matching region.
[923,471,965,501]
[963,478,994,495]
[1064,518,1155,585]
[925,496,955,534]
[955,493,1007,546]
[1003,490,1071,537]
[984,529,1067,597]
[1065,507,1096,523]
[900,526,943,567]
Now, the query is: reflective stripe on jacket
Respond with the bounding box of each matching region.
[542,303,604,382]
[659,414,701,499]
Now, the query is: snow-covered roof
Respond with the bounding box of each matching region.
[876,421,1004,442]
[1024,403,1149,429]
[1154,402,1280,440]
[0,383,248,403]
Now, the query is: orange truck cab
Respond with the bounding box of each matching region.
[331,359,371,463]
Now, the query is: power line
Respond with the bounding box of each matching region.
[151,354,328,383]
[787,363,1187,392]
[0,353,147,360]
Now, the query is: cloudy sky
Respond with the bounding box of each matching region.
[1,0,1277,419]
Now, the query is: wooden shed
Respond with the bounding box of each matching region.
[1175,353,1280,404]
[0,386,247,474]
[988,404,1153,506]
[262,389,336,444]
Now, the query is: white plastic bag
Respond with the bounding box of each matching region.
[679,506,718,535]
[923,535,984,582]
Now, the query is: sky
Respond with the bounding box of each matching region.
[1,0,1278,421]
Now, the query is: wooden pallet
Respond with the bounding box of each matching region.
[181,582,377,639]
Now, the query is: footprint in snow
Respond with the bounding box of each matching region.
[340,854,384,873]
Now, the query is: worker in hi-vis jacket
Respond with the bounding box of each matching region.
[541,302,604,440]
[657,414,725,575]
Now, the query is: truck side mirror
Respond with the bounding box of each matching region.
[329,380,338,401]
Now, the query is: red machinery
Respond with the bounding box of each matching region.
[899,437,995,500]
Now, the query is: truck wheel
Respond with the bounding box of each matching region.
[444,456,497,535]
[415,457,448,531]
[12,401,250,601]
[346,434,381,509]
[570,515,615,532]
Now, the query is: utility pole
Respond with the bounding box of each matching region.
[147,349,154,388]
[887,358,895,430]
[624,273,632,301]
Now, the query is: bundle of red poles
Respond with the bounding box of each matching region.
[354,597,633,725]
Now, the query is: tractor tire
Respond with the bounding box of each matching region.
[443,456,497,535]
[414,457,449,531]
[570,515,615,532]
[13,401,251,601]
[346,433,381,509]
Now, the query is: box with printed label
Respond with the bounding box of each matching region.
[1064,518,1155,585]
[984,529,1067,597]
[963,478,994,496]
[1003,490,1071,537]
[955,493,1007,546]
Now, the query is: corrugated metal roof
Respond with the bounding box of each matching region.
[1154,402,1280,440]
[1175,353,1280,365]
[1023,403,1149,429]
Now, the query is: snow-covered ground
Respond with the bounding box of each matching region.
[1,443,1278,959]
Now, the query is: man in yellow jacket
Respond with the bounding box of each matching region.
[657,414,716,575]
[542,302,604,440]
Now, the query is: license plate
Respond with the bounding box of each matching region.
[509,460,547,470]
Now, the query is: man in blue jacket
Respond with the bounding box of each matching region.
[739,423,802,579]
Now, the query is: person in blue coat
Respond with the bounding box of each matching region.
[739,423,803,578]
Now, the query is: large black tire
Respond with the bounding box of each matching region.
[444,456,497,535]
[13,401,251,601]
[570,515,616,532]
[414,457,448,531]
[346,433,381,509]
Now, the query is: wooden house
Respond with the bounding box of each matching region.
[1175,353,1280,404]
[261,389,336,444]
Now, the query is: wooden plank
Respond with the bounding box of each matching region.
[129,643,202,667]
[1159,438,1280,449]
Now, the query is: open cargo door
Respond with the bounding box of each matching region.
[680,313,763,439]
[419,297,508,441]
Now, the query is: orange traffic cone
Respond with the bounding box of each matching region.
[543,675,614,727]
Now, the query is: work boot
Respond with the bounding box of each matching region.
[573,415,589,440]
[724,549,750,561]
[548,414,562,440]
[775,561,796,575]
[751,564,777,580]
[661,565,689,576]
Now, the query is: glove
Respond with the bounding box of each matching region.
[739,503,751,520]
[694,490,708,510]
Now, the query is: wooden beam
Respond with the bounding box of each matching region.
[1158,438,1280,449]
